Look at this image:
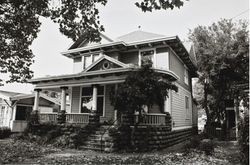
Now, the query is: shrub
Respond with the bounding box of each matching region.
[28,110,40,125]
[0,127,11,139]
[199,139,215,155]
[57,110,66,124]
[184,135,201,153]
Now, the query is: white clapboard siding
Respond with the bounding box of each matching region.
[171,83,192,128]
[71,86,80,113]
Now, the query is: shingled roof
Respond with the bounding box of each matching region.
[116,30,165,43]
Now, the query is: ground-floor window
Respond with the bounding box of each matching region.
[80,86,104,116]
[15,106,32,120]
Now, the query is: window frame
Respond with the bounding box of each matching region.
[82,53,102,69]
[184,67,189,85]
[138,48,156,68]
[79,85,105,117]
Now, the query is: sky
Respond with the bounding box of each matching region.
[0,0,249,93]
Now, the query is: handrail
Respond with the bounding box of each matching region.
[100,118,120,152]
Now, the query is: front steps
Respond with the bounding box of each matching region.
[79,125,117,152]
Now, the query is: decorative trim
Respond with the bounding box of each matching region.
[84,55,128,72]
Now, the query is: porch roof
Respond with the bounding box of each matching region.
[10,93,61,105]
[28,67,179,87]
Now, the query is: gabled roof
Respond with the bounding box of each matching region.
[84,55,128,72]
[68,33,114,50]
[116,30,165,43]
[10,93,60,105]
[0,90,22,100]
[0,90,60,105]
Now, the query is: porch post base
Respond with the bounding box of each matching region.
[30,110,40,125]
[57,110,66,124]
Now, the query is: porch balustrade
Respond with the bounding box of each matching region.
[39,113,57,122]
[66,113,89,124]
[39,113,90,124]
[121,113,166,126]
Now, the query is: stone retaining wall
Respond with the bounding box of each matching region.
[109,125,198,152]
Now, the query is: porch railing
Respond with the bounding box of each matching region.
[39,113,90,124]
[121,113,166,126]
[39,113,57,122]
[66,113,89,124]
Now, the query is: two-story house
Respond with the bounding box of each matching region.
[28,31,198,132]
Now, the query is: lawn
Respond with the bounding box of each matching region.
[0,139,243,164]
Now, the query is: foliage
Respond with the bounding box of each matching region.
[184,135,201,151]
[0,127,11,139]
[110,61,177,116]
[189,19,249,125]
[135,0,184,12]
[23,122,91,149]
[199,139,215,155]
[0,0,185,85]
[27,110,40,127]
[238,114,249,165]
[1,140,239,164]
[57,110,66,124]
[0,139,59,164]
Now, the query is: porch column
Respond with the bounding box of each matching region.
[92,85,98,111]
[33,89,41,111]
[60,87,68,111]
[164,91,171,113]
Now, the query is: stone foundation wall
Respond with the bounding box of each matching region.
[109,126,198,152]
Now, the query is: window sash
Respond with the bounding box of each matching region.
[184,68,189,85]
[84,55,92,69]
[139,49,155,67]
[81,86,104,116]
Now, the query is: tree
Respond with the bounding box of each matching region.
[110,60,177,118]
[0,0,185,85]
[189,19,249,126]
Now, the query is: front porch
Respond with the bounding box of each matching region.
[28,60,177,128]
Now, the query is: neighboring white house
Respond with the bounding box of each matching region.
[0,90,66,132]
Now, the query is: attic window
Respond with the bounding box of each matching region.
[139,49,155,66]
[83,54,101,69]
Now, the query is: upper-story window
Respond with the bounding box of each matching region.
[139,49,155,67]
[184,68,189,85]
[83,54,101,69]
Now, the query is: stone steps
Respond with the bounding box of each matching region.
[79,125,116,152]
